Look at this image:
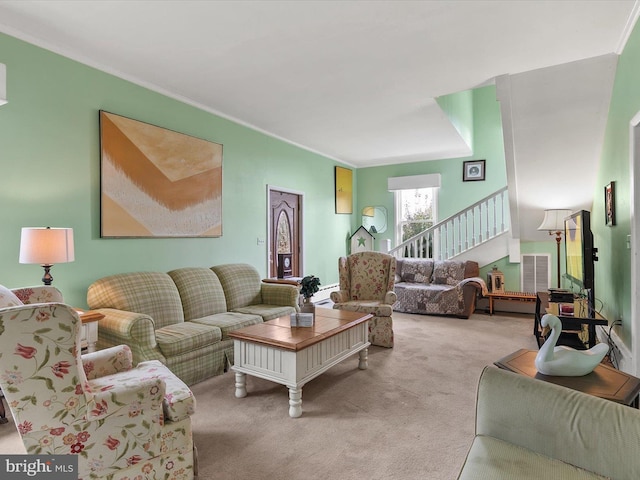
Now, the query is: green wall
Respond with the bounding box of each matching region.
[0,33,353,307]
[592,20,640,346]
[436,90,474,151]
[357,86,507,252]
[479,241,559,293]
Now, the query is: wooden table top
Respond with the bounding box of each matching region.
[228,308,372,351]
[495,349,640,405]
[74,309,105,324]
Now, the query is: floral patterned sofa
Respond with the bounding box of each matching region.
[0,285,196,480]
[393,258,487,318]
[87,264,299,386]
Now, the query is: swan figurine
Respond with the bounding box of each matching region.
[535,314,609,376]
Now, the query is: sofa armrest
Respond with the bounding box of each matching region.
[330,290,350,303]
[96,308,166,365]
[475,367,640,479]
[82,345,134,380]
[260,283,300,308]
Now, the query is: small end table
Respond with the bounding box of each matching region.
[495,349,640,407]
[75,308,105,353]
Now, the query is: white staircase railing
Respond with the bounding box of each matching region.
[390,186,509,260]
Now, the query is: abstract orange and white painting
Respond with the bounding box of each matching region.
[100,111,222,237]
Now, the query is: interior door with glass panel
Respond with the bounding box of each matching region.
[269,190,301,278]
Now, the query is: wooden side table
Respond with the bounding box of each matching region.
[262,277,301,286]
[75,309,105,353]
[495,349,640,407]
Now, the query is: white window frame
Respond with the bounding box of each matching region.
[394,188,438,246]
[388,174,441,249]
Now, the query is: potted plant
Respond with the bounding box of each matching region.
[300,275,321,313]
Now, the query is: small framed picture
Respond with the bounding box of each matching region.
[605,181,616,226]
[463,160,486,182]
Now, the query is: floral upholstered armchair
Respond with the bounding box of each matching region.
[330,252,397,347]
[0,285,197,480]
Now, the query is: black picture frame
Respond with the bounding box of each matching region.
[605,181,616,226]
[463,160,486,182]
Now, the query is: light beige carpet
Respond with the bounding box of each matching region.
[0,311,537,479]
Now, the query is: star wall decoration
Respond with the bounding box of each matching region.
[349,225,374,253]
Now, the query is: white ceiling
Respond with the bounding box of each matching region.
[0,0,637,168]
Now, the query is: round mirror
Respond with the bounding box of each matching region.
[362,206,387,233]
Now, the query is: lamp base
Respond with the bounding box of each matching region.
[41,264,53,285]
[550,231,562,289]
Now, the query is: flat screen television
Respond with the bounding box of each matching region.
[564,210,597,317]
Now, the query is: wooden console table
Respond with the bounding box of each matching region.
[487,291,536,315]
[495,349,640,407]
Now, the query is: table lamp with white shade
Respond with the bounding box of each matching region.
[19,227,74,285]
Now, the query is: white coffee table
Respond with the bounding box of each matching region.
[229,307,372,418]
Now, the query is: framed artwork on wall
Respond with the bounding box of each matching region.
[335,166,353,214]
[605,181,616,226]
[99,111,223,238]
[462,159,486,182]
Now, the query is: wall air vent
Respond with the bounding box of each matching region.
[521,254,550,293]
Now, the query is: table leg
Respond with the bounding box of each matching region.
[489,296,494,315]
[358,348,368,370]
[234,372,247,398]
[288,387,302,418]
[588,325,597,348]
[0,393,7,424]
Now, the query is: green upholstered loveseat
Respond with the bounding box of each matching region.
[458,366,640,479]
[87,264,299,385]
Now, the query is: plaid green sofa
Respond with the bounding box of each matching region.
[87,264,299,385]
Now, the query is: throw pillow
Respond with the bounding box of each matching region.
[0,285,24,308]
[399,258,434,283]
[433,261,465,285]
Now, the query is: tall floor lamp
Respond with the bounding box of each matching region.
[19,227,75,285]
[537,209,573,288]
